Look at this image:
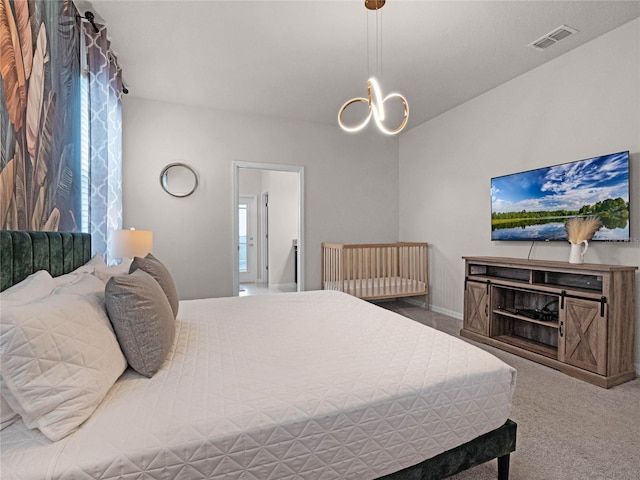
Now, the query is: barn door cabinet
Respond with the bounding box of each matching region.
[461,256,637,388]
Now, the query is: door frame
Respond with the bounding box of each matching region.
[260,191,269,284]
[232,161,305,296]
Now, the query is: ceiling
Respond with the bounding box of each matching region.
[85,0,640,132]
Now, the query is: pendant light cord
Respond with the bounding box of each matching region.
[366,8,383,79]
[366,8,370,78]
[365,9,382,79]
[377,8,382,79]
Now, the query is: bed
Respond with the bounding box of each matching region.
[1,231,517,480]
[322,242,429,305]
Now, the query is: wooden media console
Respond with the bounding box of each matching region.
[461,256,637,388]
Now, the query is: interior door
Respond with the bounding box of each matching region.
[239,195,257,283]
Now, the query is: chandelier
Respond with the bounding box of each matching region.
[338,0,409,135]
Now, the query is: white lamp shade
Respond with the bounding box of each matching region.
[112,229,153,259]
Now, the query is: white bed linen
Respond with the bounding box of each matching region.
[0,290,515,480]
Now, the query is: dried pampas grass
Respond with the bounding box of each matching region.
[565,216,602,244]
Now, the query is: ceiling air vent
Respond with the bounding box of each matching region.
[529,25,578,51]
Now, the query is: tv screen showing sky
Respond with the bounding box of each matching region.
[491,151,630,241]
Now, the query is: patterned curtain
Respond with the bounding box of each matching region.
[81,21,122,261]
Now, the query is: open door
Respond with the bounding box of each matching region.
[232,162,304,297]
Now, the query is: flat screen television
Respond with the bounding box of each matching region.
[491,151,630,241]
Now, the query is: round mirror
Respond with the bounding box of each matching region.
[160,163,198,197]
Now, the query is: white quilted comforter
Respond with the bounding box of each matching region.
[0,290,516,480]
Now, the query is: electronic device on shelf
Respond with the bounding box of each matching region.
[500,300,559,322]
[514,308,558,322]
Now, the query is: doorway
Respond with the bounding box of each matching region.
[238,195,257,283]
[232,162,304,297]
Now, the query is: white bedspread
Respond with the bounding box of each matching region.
[0,290,515,480]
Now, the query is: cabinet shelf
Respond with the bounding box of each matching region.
[467,274,605,299]
[493,309,559,329]
[494,334,557,360]
[462,256,637,388]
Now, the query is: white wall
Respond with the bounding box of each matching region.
[122,98,399,300]
[399,19,640,364]
[239,168,262,193]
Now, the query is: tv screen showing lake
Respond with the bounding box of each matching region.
[491,151,630,241]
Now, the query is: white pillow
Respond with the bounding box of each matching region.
[0,291,127,441]
[53,272,107,296]
[93,259,131,283]
[0,394,18,430]
[67,253,131,283]
[0,270,56,305]
[51,271,88,287]
[0,270,57,430]
[69,253,107,275]
[50,254,107,286]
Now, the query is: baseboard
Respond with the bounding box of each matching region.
[400,296,427,309]
[429,304,463,320]
[269,283,297,290]
[393,297,464,320]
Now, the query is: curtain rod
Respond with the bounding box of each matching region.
[78,10,99,33]
[77,10,129,95]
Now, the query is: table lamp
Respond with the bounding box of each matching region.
[112,228,153,262]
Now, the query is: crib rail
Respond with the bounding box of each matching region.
[321,242,428,301]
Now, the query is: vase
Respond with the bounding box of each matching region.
[569,240,588,264]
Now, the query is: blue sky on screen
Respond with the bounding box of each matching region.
[491,152,629,213]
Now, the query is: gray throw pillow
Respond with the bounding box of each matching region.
[129,253,179,317]
[105,269,175,378]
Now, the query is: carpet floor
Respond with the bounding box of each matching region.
[379,300,640,480]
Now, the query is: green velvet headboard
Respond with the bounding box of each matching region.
[0,231,92,292]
